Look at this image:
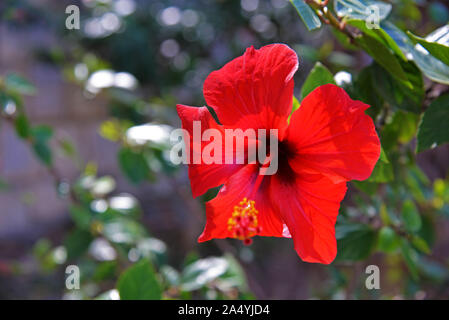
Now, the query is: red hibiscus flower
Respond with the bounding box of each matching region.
[176,44,380,264]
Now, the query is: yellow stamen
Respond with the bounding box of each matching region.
[227,198,262,245]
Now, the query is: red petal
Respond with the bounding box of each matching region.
[203,44,298,139]
[286,84,381,183]
[177,104,244,197]
[198,165,284,242]
[270,173,347,264]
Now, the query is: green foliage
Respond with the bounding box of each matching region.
[334,0,391,21]
[382,21,449,85]
[417,93,449,152]
[401,200,422,233]
[335,222,377,261]
[3,0,449,301]
[117,259,162,300]
[408,25,449,67]
[4,73,36,95]
[367,148,393,183]
[355,33,410,86]
[300,62,336,99]
[290,0,322,31]
[118,147,152,184]
[14,113,31,138]
[377,226,400,253]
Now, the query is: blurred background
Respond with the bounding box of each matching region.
[1,0,449,300]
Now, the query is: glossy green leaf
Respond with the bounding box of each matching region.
[355,33,411,86]
[181,257,229,291]
[300,62,336,99]
[290,0,322,31]
[216,254,249,292]
[382,21,449,85]
[334,0,391,21]
[347,19,406,61]
[417,93,449,152]
[102,217,148,244]
[335,223,377,261]
[358,62,423,115]
[117,259,162,300]
[408,25,449,67]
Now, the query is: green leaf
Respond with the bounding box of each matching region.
[334,0,391,21]
[63,229,93,260]
[382,21,449,85]
[58,138,78,160]
[400,239,419,280]
[181,257,229,291]
[358,63,423,115]
[160,265,180,287]
[288,96,301,124]
[292,95,300,114]
[346,19,406,61]
[335,222,377,261]
[382,110,420,151]
[5,73,36,95]
[102,218,148,244]
[377,226,400,253]
[408,25,449,67]
[300,62,336,99]
[355,33,411,86]
[410,235,431,254]
[216,254,249,292]
[417,257,447,281]
[14,114,31,139]
[31,125,53,142]
[417,93,449,152]
[402,200,422,233]
[93,261,118,282]
[32,141,52,166]
[367,148,393,182]
[290,0,322,31]
[117,259,162,300]
[118,148,151,184]
[136,238,167,266]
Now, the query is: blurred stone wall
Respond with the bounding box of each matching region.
[0,22,200,258]
[0,23,118,241]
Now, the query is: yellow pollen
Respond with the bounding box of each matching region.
[227,198,262,245]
